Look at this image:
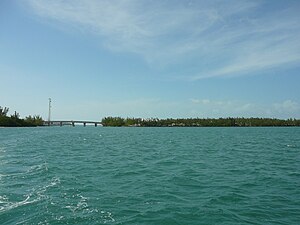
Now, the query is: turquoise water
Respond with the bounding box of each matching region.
[0,127,299,224]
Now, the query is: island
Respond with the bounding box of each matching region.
[0,106,43,127]
[101,117,300,127]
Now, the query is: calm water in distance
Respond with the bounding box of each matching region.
[0,127,299,224]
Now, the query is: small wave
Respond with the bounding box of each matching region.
[100,211,115,223]
[35,177,61,196]
[0,177,61,213]
[27,163,48,174]
[0,195,9,204]
[0,195,38,212]
[63,193,115,223]
[1,163,49,180]
[65,194,89,213]
[286,144,297,148]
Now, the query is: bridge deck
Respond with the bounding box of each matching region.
[43,120,102,127]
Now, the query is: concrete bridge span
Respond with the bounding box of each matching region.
[43,120,102,127]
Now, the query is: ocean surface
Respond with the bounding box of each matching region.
[0,127,299,224]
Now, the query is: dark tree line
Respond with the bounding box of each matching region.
[0,106,43,127]
[101,117,300,127]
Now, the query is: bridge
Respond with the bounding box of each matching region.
[43,120,102,127]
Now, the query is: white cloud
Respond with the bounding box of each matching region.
[273,100,300,114]
[191,99,210,104]
[192,36,300,79]
[25,0,300,78]
[190,98,300,118]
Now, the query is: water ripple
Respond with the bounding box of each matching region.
[0,127,299,224]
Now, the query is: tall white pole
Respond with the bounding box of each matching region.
[48,98,51,122]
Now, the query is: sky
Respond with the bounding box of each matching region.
[0,0,300,120]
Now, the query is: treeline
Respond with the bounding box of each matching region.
[101,117,300,127]
[0,106,43,127]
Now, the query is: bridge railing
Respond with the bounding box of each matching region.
[43,120,102,127]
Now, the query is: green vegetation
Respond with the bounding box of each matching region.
[102,117,300,127]
[0,106,43,127]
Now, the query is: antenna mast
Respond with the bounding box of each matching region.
[48,98,52,122]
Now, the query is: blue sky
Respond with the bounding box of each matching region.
[1,0,300,120]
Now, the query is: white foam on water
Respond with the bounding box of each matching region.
[27,162,48,174]
[100,211,115,223]
[63,193,115,222]
[65,193,89,213]
[286,144,297,148]
[56,215,64,221]
[0,195,9,204]
[76,194,88,209]
[0,146,6,152]
[0,177,61,213]
[0,195,38,212]
[1,163,49,181]
[35,177,61,197]
[15,217,37,225]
